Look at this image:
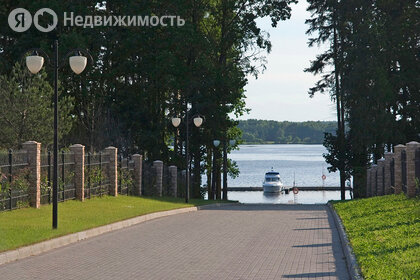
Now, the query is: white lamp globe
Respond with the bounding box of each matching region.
[69,55,87,74]
[193,116,203,127]
[213,140,220,147]
[26,55,44,74]
[229,140,236,146]
[172,117,181,128]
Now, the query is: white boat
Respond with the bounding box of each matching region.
[263,170,284,193]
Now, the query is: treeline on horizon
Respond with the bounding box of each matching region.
[238,120,336,144]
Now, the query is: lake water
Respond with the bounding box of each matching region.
[205,144,351,204]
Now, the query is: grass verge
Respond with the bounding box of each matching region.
[0,196,227,252]
[332,194,420,279]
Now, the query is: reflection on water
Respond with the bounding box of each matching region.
[206,190,351,204]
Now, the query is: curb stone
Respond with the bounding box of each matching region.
[0,202,238,266]
[327,202,364,280]
[197,202,239,210]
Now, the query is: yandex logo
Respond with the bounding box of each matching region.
[8,8,58,32]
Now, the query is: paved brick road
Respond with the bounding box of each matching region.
[0,204,349,280]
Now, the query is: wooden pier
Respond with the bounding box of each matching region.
[226,186,351,191]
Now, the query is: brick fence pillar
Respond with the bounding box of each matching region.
[168,165,177,197]
[22,141,41,208]
[366,168,371,197]
[105,147,118,196]
[406,141,420,198]
[393,144,406,194]
[384,152,393,195]
[70,144,85,201]
[132,154,143,196]
[153,160,163,196]
[377,158,385,196]
[371,164,378,196]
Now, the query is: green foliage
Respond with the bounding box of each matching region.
[0,0,297,198]
[0,167,30,210]
[85,167,106,187]
[0,167,30,194]
[84,166,108,197]
[227,159,239,179]
[119,168,134,194]
[40,175,50,196]
[306,0,420,197]
[238,119,336,144]
[333,195,420,279]
[0,63,75,149]
[61,171,74,190]
[323,131,351,179]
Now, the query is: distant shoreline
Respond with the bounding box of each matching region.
[239,142,323,145]
[238,120,336,145]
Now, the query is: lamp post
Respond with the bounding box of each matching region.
[222,139,236,200]
[24,40,91,229]
[172,106,203,203]
[212,140,221,200]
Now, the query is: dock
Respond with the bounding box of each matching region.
[226,186,351,191]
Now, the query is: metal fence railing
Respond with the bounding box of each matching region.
[40,151,52,204]
[84,152,110,198]
[390,158,395,194]
[401,150,407,193]
[40,150,76,204]
[1,148,184,212]
[59,151,76,202]
[118,155,134,195]
[415,148,420,196]
[142,161,155,196]
[0,150,29,211]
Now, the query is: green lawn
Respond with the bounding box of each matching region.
[332,194,420,280]
[0,196,224,252]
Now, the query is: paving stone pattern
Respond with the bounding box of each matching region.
[0,204,349,280]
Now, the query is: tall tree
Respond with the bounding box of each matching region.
[306,0,349,199]
[0,63,74,149]
[306,0,419,197]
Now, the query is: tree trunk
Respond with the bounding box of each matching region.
[216,149,222,200]
[333,6,346,200]
[206,145,212,199]
[211,148,217,200]
[192,146,201,198]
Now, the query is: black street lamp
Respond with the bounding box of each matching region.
[212,139,221,200]
[172,105,204,203]
[24,40,92,229]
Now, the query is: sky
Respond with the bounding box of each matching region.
[239,0,336,122]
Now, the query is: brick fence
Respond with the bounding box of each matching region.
[4,141,181,209]
[367,141,420,198]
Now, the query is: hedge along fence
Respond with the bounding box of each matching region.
[367,141,420,198]
[0,142,181,212]
[0,149,29,210]
[118,155,135,196]
[40,150,75,205]
[84,152,110,199]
